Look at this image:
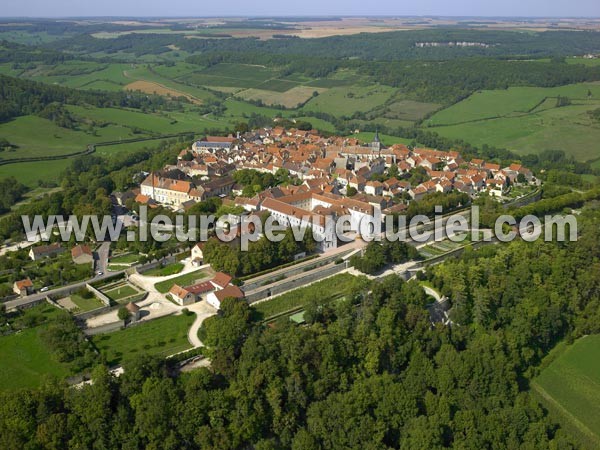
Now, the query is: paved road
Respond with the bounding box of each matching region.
[5,269,125,311]
[186,301,217,347]
[95,242,111,274]
[242,240,364,293]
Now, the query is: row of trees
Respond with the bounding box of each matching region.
[202,227,316,277]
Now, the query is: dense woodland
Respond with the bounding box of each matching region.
[0,205,599,448]
[46,27,600,60]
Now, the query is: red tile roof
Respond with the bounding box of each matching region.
[211,272,233,289]
[214,285,245,302]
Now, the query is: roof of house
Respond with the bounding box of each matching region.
[15,278,33,289]
[31,243,63,256]
[71,245,92,259]
[205,135,235,143]
[211,272,233,289]
[213,285,245,302]
[169,284,191,299]
[185,281,215,295]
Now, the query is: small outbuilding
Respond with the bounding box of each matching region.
[13,278,33,296]
[126,301,141,322]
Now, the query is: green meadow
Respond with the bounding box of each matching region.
[303,84,397,116]
[427,83,600,126]
[0,306,73,391]
[426,83,600,160]
[533,335,600,449]
[0,327,71,390]
[429,102,600,161]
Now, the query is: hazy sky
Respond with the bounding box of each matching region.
[1,0,599,18]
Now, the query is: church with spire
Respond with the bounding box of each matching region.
[369,129,384,156]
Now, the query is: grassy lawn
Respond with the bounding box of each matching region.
[91,314,195,366]
[252,273,358,319]
[109,253,140,265]
[69,293,105,312]
[533,335,600,449]
[143,262,184,277]
[154,268,212,293]
[102,284,140,302]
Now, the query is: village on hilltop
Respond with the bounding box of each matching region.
[114,127,535,250]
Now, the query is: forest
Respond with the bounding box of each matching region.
[0,204,599,448]
[46,28,600,61]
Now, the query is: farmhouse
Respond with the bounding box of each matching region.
[71,245,94,265]
[28,243,64,261]
[169,284,196,306]
[206,285,245,310]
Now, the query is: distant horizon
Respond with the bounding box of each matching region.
[2,15,600,19]
[1,0,599,21]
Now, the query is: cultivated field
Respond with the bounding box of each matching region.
[303,85,397,116]
[383,99,442,122]
[124,80,203,104]
[180,63,281,90]
[236,86,325,108]
[533,335,600,449]
[252,273,357,319]
[427,83,600,126]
